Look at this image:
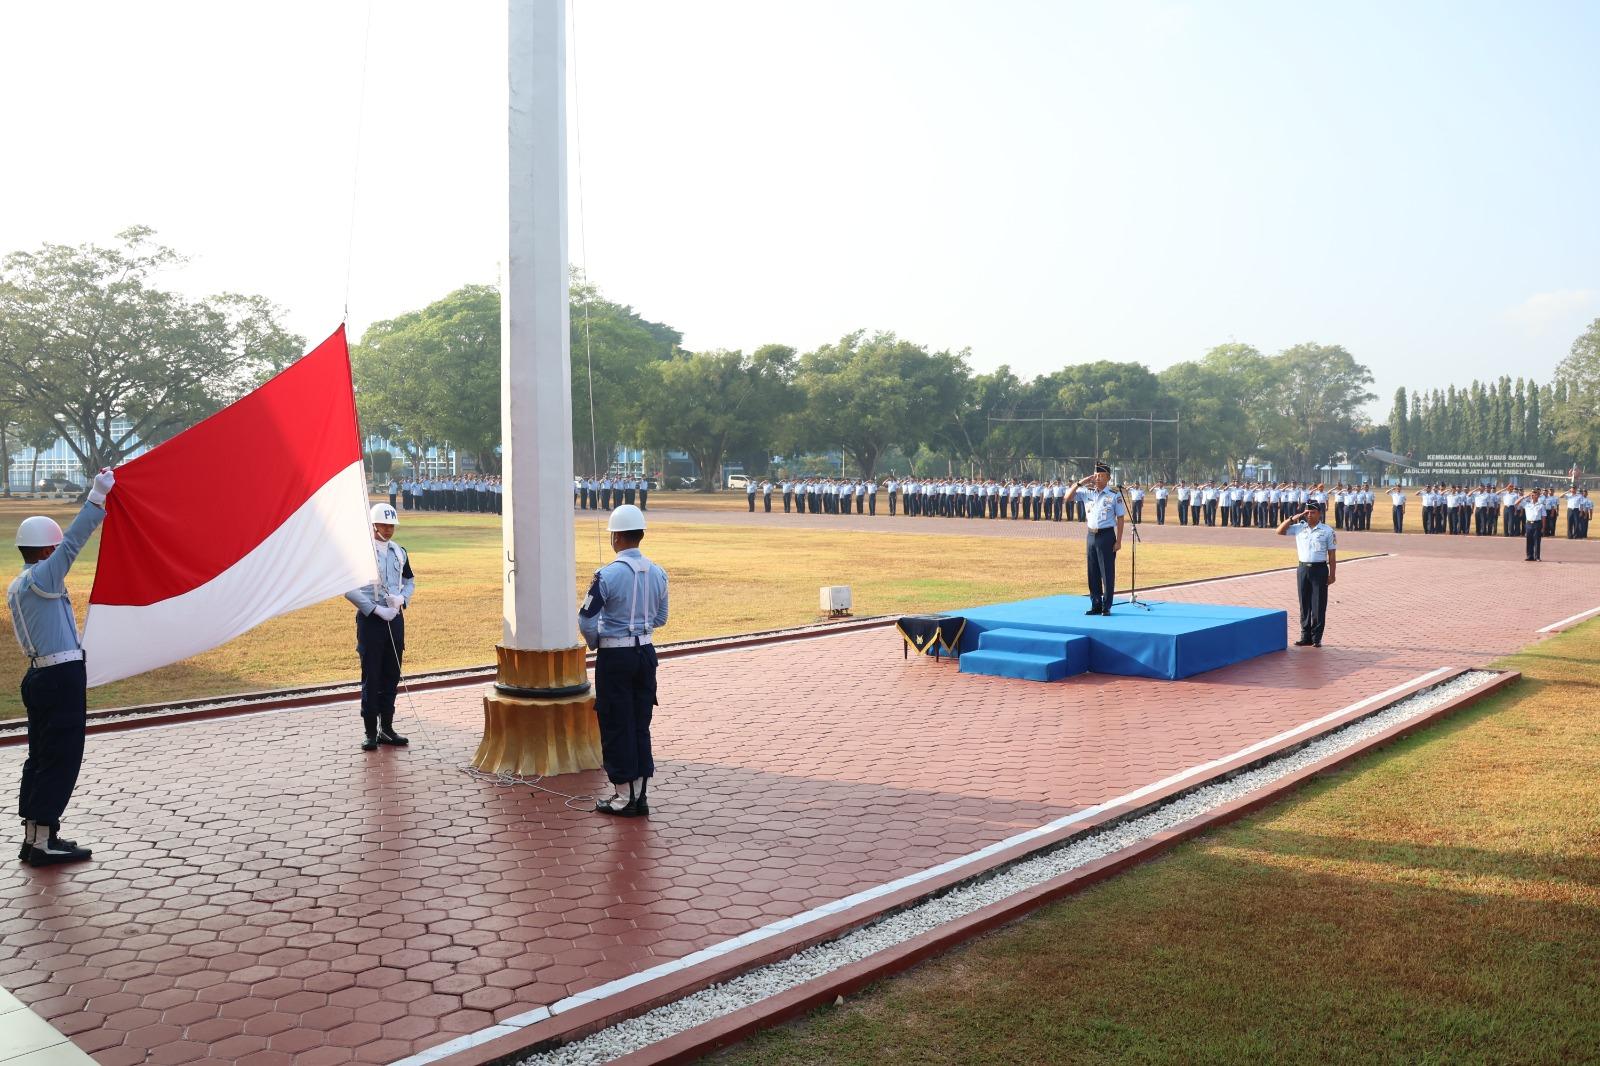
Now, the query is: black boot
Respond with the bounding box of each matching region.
[18,819,31,863]
[595,779,641,817]
[24,822,91,867]
[376,715,409,746]
[635,777,649,817]
[361,718,379,752]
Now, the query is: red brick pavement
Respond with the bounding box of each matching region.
[0,534,1593,1064]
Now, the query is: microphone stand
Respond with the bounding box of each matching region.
[1116,483,1152,611]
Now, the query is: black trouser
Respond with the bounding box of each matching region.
[1177,499,1187,525]
[1526,521,1542,560]
[1296,562,1329,644]
[868,492,876,515]
[1087,527,1117,612]
[17,659,87,826]
[639,489,648,510]
[594,643,657,784]
[1156,498,1167,524]
[625,489,636,505]
[888,491,897,516]
[763,493,772,512]
[1393,505,1404,533]
[1132,500,1144,524]
[748,494,756,512]
[1545,511,1557,536]
[356,611,404,729]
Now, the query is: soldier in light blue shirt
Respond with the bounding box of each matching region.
[345,503,416,751]
[579,505,670,817]
[1076,462,1126,616]
[1277,498,1336,648]
[8,468,116,866]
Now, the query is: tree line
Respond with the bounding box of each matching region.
[3,229,1598,493]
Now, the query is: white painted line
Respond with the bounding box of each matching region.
[1538,605,1600,634]
[386,663,1454,1066]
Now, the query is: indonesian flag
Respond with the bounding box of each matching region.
[82,327,379,688]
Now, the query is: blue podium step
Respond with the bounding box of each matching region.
[959,629,1090,682]
[959,649,1073,682]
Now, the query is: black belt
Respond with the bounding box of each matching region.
[1298,560,1329,567]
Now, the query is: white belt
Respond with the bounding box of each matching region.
[30,649,84,668]
[598,635,652,649]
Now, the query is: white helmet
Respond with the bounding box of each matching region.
[370,503,399,526]
[607,504,647,532]
[16,516,64,549]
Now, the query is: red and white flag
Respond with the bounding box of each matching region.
[82,327,378,688]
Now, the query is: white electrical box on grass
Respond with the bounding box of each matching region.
[820,586,853,616]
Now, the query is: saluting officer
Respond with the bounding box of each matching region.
[1078,462,1126,616]
[1390,486,1407,533]
[579,505,669,817]
[8,467,116,866]
[1278,499,1336,648]
[345,503,415,751]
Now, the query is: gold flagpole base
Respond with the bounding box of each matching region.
[472,645,600,777]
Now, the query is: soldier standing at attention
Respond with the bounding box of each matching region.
[1390,485,1407,533]
[761,478,773,513]
[579,506,669,818]
[1278,500,1336,648]
[9,468,116,866]
[345,503,415,752]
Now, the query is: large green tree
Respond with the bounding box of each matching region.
[793,331,967,478]
[569,276,680,475]
[635,345,797,488]
[355,284,500,472]
[1269,343,1376,478]
[0,227,303,475]
[1552,320,1599,468]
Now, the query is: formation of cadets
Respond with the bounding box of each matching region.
[724,475,1593,538]
[393,476,503,514]
[574,475,652,512]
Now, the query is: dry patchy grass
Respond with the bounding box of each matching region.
[0,499,1293,718]
[713,620,1600,1065]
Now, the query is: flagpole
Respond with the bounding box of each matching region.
[473,0,602,777]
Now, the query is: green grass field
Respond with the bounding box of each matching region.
[712,618,1600,1065]
[0,497,1299,719]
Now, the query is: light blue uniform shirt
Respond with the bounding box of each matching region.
[1289,521,1337,562]
[578,548,669,648]
[344,539,415,616]
[7,503,105,661]
[1084,488,1127,530]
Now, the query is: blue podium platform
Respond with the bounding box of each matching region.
[956,594,1287,681]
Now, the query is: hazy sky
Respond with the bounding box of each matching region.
[3,1,1596,418]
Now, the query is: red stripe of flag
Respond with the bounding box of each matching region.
[91,327,363,607]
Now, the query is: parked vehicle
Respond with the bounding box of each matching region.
[37,478,83,494]
[726,474,751,490]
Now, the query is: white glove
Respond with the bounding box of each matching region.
[87,467,115,506]
[386,593,405,610]
[373,605,398,621]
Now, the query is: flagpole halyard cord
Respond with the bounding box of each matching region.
[570,0,606,572]
[342,0,376,322]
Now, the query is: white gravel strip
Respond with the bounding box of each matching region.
[511,669,1498,1066]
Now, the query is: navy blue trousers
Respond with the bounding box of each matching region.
[594,645,657,784]
[18,659,86,825]
[356,611,404,725]
[1086,528,1117,612]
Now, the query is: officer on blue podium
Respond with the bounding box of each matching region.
[1277,499,1336,647]
[1078,462,1126,616]
[8,467,116,866]
[579,505,670,818]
